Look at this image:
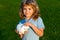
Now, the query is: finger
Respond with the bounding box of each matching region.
[15,30,19,33]
[24,23,28,26]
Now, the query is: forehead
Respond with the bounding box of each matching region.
[23,5,32,8]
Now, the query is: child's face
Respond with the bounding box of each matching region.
[23,5,34,18]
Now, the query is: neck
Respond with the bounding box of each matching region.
[26,17,31,20]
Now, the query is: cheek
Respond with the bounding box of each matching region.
[30,10,34,15]
[23,10,26,15]
[23,10,25,13]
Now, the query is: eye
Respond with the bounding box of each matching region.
[28,8,31,10]
[24,8,26,10]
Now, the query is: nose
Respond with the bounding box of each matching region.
[26,9,29,13]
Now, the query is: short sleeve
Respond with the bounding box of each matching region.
[37,17,45,29]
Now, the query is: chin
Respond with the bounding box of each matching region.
[26,15,31,17]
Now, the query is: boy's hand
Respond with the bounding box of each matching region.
[15,30,24,38]
[15,30,19,34]
[24,22,32,27]
[19,34,24,38]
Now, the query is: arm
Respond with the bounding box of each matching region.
[30,24,44,37]
[24,22,44,37]
[15,30,24,38]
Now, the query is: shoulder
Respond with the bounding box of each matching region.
[37,17,45,29]
[37,17,43,21]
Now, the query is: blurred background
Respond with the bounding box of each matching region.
[0,0,60,40]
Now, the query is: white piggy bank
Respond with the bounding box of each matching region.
[16,23,29,34]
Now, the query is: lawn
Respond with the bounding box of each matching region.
[0,0,60,40]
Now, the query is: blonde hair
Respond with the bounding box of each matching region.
[19,2,40,20]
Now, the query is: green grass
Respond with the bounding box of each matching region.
[0,0,60,40]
